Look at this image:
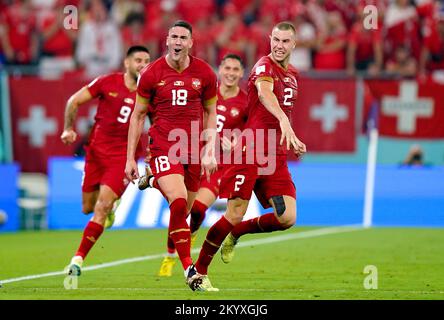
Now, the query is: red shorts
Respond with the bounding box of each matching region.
[219,159,296,209]
[149,155,201,192]
[199,165,226,197]
[82,155,129,197]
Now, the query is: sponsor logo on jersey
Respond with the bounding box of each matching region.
[157,80,166,86]
[124,98,134,104]
[192,78,201,90]
[230,108,239,117]
[108,92,118,97]
[174,81,184,86]
[283,77,291,82]
[217,105,227,112]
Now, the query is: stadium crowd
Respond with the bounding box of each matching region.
[0,0,444,78]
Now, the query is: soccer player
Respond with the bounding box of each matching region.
[149,54,248,277]
[189,21,307,291]
[62,46,150,276]
[124,21,218,288]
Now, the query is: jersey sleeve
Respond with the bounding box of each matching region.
[251,60,274,85]
[137,65,156,100]
[86,75,107,98]
[202,65,217,103]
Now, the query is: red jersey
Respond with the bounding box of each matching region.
[137,55,217,160]
[216,86,248,166]
[244,55,299,160]
[85,72,142,158]
[216,87,248,135]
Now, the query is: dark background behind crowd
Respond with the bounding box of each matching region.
[1,0,444,79]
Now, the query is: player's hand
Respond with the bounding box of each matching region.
[201,154,217,182]
[279,117,299,151]
[60,129,77,145]
[291,135,307,157]
[125,159,139,184]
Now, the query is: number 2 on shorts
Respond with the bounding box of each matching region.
[234,174,245,191]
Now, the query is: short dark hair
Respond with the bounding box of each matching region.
[126,45,150,57]
[273,21,296,34]
[170,20,193,35]
[221,53,244,68]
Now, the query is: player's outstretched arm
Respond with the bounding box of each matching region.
[125,93,149,183]
[256,79,306,155]
[60,87,93,145]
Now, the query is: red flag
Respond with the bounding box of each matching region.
[291,78,356,153]
[365,79,444,138]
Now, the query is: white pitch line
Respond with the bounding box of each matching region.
[0,225,362,285]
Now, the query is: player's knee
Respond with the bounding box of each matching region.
[278,208,297,229]
[225,199,247,225]
[279,216,296,229]
[94,199,114,217]
[81,201,94,215]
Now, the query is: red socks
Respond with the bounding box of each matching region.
[190,200,208,234]
[75,221,104,259]
[168,198,192,269]
[195,215,233,275]
[231,213,286,239]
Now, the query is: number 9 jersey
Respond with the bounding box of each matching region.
[85,72,143,159]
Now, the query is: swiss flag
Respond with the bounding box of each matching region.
[365,80,444,138]
[291,78,356,154]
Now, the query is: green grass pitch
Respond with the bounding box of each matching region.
[1,226,443,299]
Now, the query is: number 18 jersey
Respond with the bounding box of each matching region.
[137,55,217,161]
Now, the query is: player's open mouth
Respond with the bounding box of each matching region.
[174,48,182,54]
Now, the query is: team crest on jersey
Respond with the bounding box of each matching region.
[284,77,291,82]
[108,92,118,97]
[124,98,134,104]
[192,78,201,90]
[174,80,184,86]
[157,80,166,86]
[230,108,239,117]
[217,105,226,112]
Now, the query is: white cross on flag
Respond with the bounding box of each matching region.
[291,79,356,153]
[366,80,444,138]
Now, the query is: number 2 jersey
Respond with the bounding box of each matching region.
[85,72,143,159]
[137,55,217,162]
[244,55,299,161]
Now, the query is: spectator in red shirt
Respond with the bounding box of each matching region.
[192,16,217,66]
[346,3,383,76]
[384,0,421,61]
[385,44,417,78]
[121,11,159,60]
[313,10,347,70]
[420,12,444,75]
[176,0,215,25]
[213,3,254,69]
[40,0,77,58]
[249,13,275,63]
[1,0,38,65]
